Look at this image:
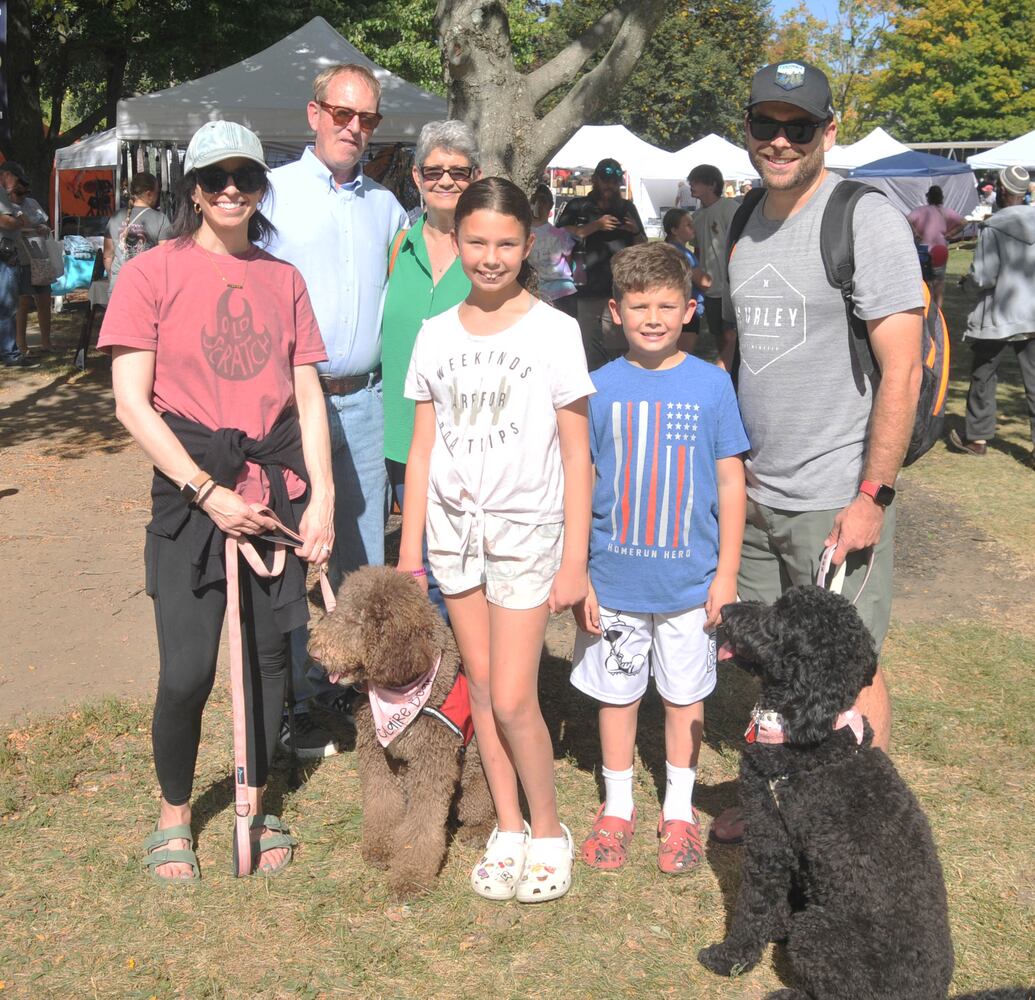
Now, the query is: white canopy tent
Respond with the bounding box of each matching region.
[967,129,1035,171]
[547,124,681,236]
[116,17,445,147]
[827,127,910,173]
[638,134,758,227]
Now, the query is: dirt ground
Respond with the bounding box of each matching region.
[0,313,1029,726]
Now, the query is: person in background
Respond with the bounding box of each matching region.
[382,119,479,618]
[675,177,696,210]
[99,120,334,882]
[907,185,965,312]
[103,172,172,290]
[9,176,54,355]
[264,63,408,759]
[950,165,1035,469]
[529,183,578,319]
[739,181,753,197]
[556,158,646,370]
[661,207,710,355]
[689,163,739,369]
[0,161,41,369]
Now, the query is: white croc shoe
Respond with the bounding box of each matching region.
[516,822,574,903]
[470,824,530,901]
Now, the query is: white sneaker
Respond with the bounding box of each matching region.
[516,823,574,903]
[470,824,530,900]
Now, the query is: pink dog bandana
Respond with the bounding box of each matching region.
[745,707,865,746]
[367,656,441,748]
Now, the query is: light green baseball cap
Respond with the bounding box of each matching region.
[183,120,268,174]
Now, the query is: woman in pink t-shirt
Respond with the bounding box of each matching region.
[907,185,966,311]
[98,122,333,884]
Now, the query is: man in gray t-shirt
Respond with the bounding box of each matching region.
[716,62,922,811]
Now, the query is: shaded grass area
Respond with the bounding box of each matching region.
[2,615,1033,998]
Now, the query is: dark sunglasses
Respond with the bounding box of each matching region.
[596,165,623,179]
[420,165,474,183]
[317,101,383,131]
[196,164,267,194]
[747,115,827,144]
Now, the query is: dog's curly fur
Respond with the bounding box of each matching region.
[698,584,955,1000]
[308,567,494,898]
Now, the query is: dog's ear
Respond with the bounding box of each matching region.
[773,586,877,744]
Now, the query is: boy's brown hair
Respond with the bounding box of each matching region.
[611,242,692,301]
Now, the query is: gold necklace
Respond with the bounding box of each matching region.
[200,246,249,290]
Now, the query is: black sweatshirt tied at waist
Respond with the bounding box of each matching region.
[146,407,310,633]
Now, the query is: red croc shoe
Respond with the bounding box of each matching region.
[657,807,703,875]
[579,803,636,871]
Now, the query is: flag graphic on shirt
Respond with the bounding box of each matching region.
[608,400,698,552]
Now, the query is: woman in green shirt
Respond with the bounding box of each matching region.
[382,120,479,613]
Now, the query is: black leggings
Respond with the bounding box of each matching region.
[146,531,289,806]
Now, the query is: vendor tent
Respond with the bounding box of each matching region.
[848,150,978,218]
[52,129,119,238]
[116,17,445,146]
[967,129,1035,171]
[661,134,758,182]
[827,126,910,172]
[547,124,681,235]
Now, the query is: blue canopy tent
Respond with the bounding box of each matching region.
[848,150,978,218]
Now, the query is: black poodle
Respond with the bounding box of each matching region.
[698,584,955,999]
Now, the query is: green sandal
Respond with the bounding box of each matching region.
[247,814,298,878]
[143,823,201,885]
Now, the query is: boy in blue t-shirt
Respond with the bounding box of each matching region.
[572,242,748,875]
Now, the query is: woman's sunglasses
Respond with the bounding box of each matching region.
[420,165,474,183]
[317,102,383,132]
[747,115,827,144]
[195,164,267,194]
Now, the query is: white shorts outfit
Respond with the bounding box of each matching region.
[571,604,717,706]
[427,500,563,610]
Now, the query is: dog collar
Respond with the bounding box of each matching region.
[745,707,865,746]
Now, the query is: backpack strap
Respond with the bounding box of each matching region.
[387,227,407,277]
[819,180,884,385]
[724,188,767,387]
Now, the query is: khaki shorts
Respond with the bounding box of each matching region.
[737,498,896,652]
[426,502,563,611]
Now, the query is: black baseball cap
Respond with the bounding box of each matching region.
[594,158,624,179]
[746,62,835,120]
[0,161,30,184]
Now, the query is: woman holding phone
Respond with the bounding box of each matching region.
[98,121,334,883]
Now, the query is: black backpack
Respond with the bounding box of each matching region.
[726,181,950,466]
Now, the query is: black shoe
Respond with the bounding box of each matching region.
[3,355,41,369]
[318,687,358,726]
[278,712,339,760]
[947,428,987,456]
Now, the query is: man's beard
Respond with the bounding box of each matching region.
[749,141,825,193]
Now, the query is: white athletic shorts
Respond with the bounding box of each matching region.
[570,604,717,706]
[426,501,563,611]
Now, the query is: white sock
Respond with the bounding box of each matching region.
[602,765,635,820]
[663,762,697,823]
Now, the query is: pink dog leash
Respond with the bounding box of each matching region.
[225,506,334,877]
[816,543,874,605]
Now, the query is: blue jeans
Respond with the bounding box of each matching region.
[386,459,449,622]
[289,377,391,709]
[0,260,20,363]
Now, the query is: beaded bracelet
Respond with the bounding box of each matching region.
[395,566,427,578]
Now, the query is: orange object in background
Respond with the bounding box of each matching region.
[54,168,115,220]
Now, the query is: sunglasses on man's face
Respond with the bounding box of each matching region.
[420,165,474,183]
[317,101,383,132]
[195,164,267,194]
[747,115,827,144]
[596,166,623,179]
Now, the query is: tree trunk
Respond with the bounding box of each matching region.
[3,0,52,197]
[435,0,667,192]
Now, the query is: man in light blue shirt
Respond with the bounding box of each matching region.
[264,63,408,757]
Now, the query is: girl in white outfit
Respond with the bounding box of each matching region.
[399,177,594,902]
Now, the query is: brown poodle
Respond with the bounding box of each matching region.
[308,566,494,897]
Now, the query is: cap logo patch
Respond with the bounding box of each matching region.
[775,63,806,90]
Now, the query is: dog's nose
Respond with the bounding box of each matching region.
[308,644,322,663]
